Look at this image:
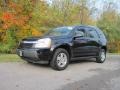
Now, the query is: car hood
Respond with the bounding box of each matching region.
[22,35,70,41]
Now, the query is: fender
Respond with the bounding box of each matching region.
[50,43,73,58]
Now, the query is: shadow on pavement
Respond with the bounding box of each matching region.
[25,58,96,69]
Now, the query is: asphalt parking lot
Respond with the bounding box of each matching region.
[0,54,120,90]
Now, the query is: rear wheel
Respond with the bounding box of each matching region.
[50,48,69,71]
[96,49,106,63]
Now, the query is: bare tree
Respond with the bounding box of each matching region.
[0,0,9,11]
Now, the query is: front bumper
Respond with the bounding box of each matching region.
[16,48,52,64]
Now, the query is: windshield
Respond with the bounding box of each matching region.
[45,27,73,36]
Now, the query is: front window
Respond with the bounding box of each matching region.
[45,27,73,36]
[75,29,85,37]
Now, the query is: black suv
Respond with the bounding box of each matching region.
[17,25,107,70]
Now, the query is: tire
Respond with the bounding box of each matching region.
[96,49,106,63]
[50,48,69,71]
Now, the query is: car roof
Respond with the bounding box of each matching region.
[59,25,98,30]
[75,25,98,29]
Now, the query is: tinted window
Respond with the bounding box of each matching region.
[96,28,106,39]
[88,29,99,39]
[75,29,85,37]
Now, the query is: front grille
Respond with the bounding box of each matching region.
[19,43,33,49]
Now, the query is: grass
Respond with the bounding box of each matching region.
[0,54,22,62]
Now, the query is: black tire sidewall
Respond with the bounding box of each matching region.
[96,49,106,63]
[50,48,69,70]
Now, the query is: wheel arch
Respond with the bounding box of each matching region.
[52,44,72,59]
[101,46,107,52]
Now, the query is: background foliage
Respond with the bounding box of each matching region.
[0,0,120,53]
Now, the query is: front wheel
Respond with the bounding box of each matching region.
[96,49,106,63]
[50,48,69,71]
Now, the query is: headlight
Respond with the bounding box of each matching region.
[34,38,51,48]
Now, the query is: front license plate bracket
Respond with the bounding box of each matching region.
[19,51,23,56]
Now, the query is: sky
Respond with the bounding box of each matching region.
[92,0,120,18]
[95,0,120,11]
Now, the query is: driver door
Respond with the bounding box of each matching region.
[72,27,89,57]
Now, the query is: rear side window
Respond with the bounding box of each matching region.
[87,29,99,39]
[96,28,106,40]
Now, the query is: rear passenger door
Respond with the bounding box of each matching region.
[86,28,100,56]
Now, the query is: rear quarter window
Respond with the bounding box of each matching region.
[96,28,106,40]
[95,28,107,45]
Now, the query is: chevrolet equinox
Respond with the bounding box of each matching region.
[17,25,107,70]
